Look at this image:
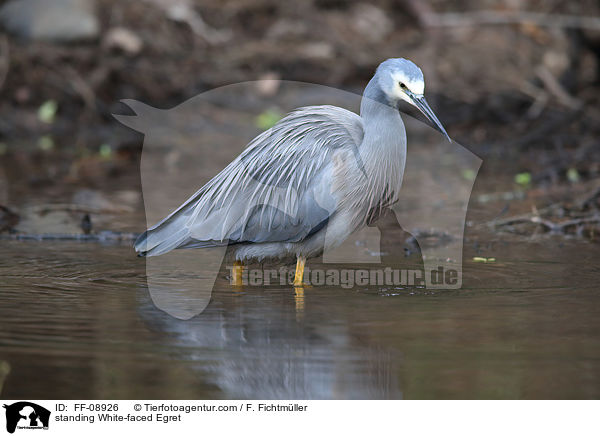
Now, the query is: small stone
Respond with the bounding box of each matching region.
[299,42,334,59]
[0,0,99,42]
[72,189,133,213]
[351,3,392,43]
[0,205,19,232]
[80,214,92,234]
[255,72,281,97]
[103,27,143,56]
[14,86,31,103]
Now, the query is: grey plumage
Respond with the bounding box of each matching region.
[135,58,449,262]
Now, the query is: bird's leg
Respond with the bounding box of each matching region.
[293,256,306,287]
[232,260,244,286]
[294,287,305,319]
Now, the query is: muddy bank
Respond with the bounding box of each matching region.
[0,0,600,239]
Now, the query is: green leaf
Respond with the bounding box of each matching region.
[473,257,496,263]
[566,168,580,183]
[38,100,58,124]
[37,135,54,151]
[514,172,531,186]
[255,109,282,130]
[461,169,476,181]
[99,144,112,159]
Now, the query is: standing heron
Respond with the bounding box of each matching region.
[134,58,450,286]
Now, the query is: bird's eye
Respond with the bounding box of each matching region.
[399,82,407,89]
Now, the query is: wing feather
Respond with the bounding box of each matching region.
[135,105,364,256]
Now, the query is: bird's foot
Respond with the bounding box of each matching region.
[231,261,244,287]
[293,256,306,287]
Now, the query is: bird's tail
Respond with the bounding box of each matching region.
[134,211,193,257]
[135,181,234,257]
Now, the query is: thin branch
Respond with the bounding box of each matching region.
[428,11,600,31]
[0,36,9,92]
[493,214,600,233]
[536,66,582,110]
[0,232,139,242]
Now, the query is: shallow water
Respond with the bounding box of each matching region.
[1,235,599,399]
[1,88,599,399]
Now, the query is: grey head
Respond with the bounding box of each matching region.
[367,58,450,141]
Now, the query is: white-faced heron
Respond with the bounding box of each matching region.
[134,58,450,286]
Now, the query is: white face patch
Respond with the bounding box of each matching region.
[391,71,425,103]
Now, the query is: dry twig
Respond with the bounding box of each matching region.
[428,11,600,31]
[0,36,9,91]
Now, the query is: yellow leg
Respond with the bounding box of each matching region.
[232,260,244,286]
[294,287,305,318]
[294,256,306,287]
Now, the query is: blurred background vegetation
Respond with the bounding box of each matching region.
[0,0,599,237]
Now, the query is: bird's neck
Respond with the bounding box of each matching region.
[360,75,404,140]
[360,75,389,112]
[360,77,406,160]
[358,76,407,194]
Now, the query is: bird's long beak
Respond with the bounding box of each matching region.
[408,93,451,142]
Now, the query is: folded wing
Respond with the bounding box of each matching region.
[135,105,364,256]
